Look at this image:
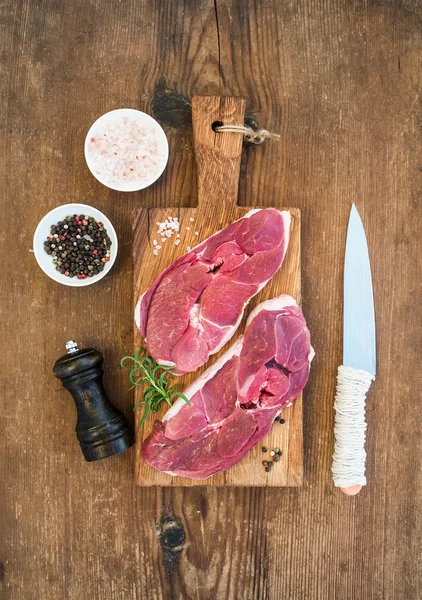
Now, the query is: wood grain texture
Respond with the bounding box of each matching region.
[133,97,302,486]
[1,0,421,599]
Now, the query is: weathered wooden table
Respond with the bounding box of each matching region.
[1,1,421,599]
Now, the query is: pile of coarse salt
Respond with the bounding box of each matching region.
[152,216,180,255]
[152,215,199,256]
[87,117,166,185]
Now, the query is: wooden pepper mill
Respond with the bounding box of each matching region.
[53,341,134,461]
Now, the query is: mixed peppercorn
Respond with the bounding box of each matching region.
[43,214,111,279]
[262,446,283,472]
[261,416,286,473]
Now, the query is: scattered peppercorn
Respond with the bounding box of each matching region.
[262,447,268,453]
[273,454,280,462]
[280,419,285,424]
[265,466,271,473]
[43,215,112,279]
[262,461,268,466]
[274,416,280,422]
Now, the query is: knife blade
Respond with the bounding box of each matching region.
[332,204,376,496]
[344,203,376,376]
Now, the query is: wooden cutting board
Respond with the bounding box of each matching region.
[133,96,302,486]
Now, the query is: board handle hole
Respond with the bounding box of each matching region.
[211,120,224,132]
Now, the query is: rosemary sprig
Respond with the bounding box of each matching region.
[120,348,190,428]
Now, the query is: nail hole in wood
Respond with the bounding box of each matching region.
[212,120,224,132]
[157,519,186,552]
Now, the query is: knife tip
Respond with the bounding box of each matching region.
[348,203,363,228]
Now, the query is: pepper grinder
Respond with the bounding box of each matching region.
[53,341,134,462]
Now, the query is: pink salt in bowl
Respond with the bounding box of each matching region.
[84,109,169,192]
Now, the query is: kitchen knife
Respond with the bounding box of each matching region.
[332,204,376,496]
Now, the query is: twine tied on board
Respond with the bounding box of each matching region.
[214,123,280,145]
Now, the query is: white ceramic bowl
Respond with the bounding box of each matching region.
[84,108,169,192]
[33,203,118,287]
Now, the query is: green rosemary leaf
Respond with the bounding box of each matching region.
[142,391,157,404]
[143,357,154,371]
[133,399,147,409]
[138,403,151,428]
[124,384,138,394]
[168,383,182,393]
[151,365,163,380]
[171,391,191,405]
[120,355,136,368]
[158,370,170,387]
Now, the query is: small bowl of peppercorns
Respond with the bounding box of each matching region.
[33,203,118,286]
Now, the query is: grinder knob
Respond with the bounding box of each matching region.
[53,341,134,462]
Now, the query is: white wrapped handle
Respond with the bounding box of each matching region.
[332,365,375,495]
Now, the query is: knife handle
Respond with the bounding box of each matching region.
[332,365,375,495]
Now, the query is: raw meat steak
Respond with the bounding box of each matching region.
[135,209,291,374]
[142,295,313,479]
